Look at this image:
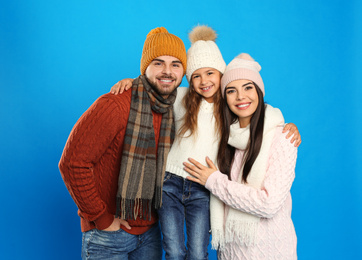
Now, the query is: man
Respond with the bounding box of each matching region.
[59,27,187,259]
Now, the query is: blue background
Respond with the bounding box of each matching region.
[1,0,361,259]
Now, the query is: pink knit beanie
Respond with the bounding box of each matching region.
[221,53,264,98]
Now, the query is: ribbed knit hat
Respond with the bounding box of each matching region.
[186,25,226,82]
[221,53,264,98]
[140,27,187,75]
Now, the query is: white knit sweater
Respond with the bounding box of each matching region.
[165,87,220,179]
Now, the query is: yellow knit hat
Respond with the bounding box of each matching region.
[140,27,187,75]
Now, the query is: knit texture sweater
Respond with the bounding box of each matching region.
[166,87,220,178]
[59,91,161,235]
[205,127,298,259]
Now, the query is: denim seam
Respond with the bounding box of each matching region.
[163,171,173,182]
[85,229,95,260]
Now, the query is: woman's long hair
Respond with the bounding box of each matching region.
[217,83,265,183]
[178,73,224,139]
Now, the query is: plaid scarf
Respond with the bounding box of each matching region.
[116,75,176,220]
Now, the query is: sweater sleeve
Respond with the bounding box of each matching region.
[59,94,128,229]
[205,131,298,218]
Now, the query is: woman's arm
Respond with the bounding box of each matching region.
[184,131,298,218]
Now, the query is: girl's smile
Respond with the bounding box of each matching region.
[191,67,221,103]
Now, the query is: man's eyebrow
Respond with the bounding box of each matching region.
[152,59,181,64]
[152,58,164,62]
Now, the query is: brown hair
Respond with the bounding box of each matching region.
[178,72,224,139]
[217,83,265,182]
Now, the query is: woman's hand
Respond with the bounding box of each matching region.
[283,123,302,147]
[183,157,218,186]
[110,78,134,94]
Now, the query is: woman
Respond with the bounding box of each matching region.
[184,53,298,259]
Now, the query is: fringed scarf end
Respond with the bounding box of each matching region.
[153,187,163,210]
[210,228,225,250]
[115,196,122,219]
[115,197,153,221]
[225,220,259,246]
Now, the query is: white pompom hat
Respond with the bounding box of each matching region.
[186,25,226,82]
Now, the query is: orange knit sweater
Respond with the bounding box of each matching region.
[59,91,161,235]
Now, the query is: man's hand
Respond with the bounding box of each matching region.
[283,123,302,147]
[103,216,131,231]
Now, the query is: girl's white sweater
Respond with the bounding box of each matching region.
[165,87,220,179]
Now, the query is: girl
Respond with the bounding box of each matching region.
[112,32,301,258]
[183,53,298,259]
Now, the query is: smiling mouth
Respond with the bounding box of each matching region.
[236,103,250,109]
[158,78,174,84]
[200,86,212,92]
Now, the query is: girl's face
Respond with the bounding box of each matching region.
[225,79,259,128]
[191,67,221,103]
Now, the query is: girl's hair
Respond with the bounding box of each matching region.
[178,72,224,139]
[217,83,265,183]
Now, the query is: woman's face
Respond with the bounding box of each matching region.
[225,79,259,128]
[191,67,221,103]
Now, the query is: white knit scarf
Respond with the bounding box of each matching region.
[210,104,284,249]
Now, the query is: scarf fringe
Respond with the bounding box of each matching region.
[225,220,259,246]
[116,197,152,221]
[210,228,225,250]
[211,221,259,250]
[153,185,163,209]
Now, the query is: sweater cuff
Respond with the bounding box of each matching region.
[94,212,114,230]
[205,170,222,190]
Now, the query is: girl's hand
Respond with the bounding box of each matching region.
[183,157,218,186]
[283,123,302,147]
[110,78,134,94]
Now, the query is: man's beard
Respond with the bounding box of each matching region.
[145,74,180,97]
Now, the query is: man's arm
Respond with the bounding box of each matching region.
[283,123,302,147]
[59,94,126,230]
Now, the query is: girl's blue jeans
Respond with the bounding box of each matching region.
[158,172,210,260]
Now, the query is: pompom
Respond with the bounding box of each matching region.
[237,53,254,61]
[188,25,217,43]
[147,27,168,37]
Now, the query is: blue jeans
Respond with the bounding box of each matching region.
[158,172,210,260]
[81,223,162,260]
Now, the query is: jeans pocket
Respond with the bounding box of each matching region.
[163,171,172,182]
[84,228,129,259]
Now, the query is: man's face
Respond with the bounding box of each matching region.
[145,56,184,98]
